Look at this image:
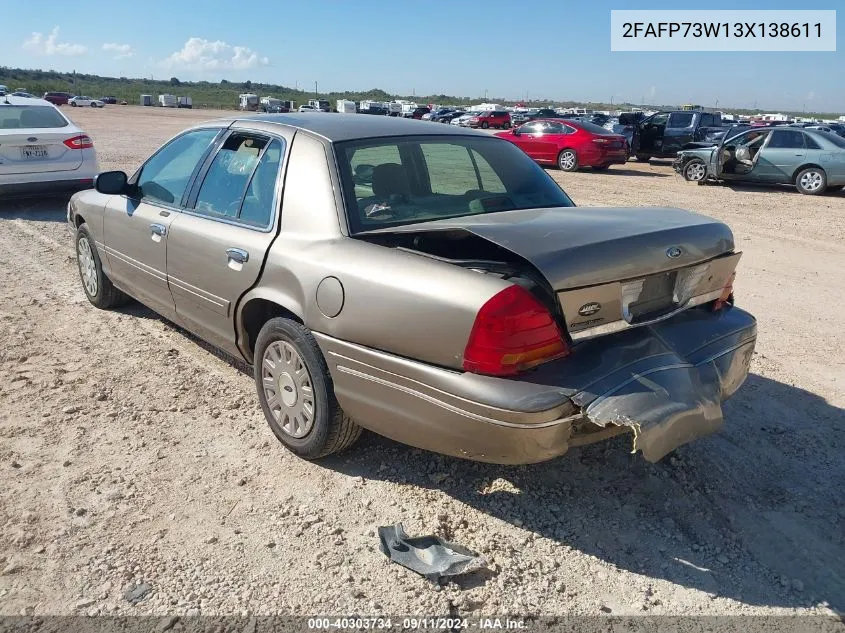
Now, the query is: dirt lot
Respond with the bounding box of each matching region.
[1,106,844,620]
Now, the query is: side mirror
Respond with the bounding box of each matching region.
[94,170,129,195]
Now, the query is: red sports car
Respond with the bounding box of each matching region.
[495,119,629,171]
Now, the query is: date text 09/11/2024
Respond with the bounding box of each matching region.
[307,617,526,629]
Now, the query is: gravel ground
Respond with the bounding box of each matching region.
[1,106,844,620]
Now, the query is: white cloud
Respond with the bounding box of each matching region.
[103,42,134,59]
[22,26,87,56]
[164,37,269,70]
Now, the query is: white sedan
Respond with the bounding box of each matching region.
[0,96,99,198]
[68,96,104,108]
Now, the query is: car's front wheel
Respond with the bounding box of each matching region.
[254,318,361,460]
[70,102,77,107]
[683,158,708,182]
[795,166,827,195]
[75,224,128,309]
[481,121,489,129]
[557,149,579,172]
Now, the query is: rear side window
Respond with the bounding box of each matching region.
[0,106,68,129]
[667,112,695,128]
[819,131,845,148]
[768,130,805,149]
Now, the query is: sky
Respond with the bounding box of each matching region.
[4,0,843,113]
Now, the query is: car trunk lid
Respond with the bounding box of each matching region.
[0,128,84,175]
[359,206,739,341]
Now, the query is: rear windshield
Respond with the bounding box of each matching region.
[573,120,619,135]
[336,135,574,233]
[818,131,845,148]
[0,105,69,129]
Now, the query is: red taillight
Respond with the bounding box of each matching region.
[463,285,569,376]
[713,272,736,311]
[63,135,93,150]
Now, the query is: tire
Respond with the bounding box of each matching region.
[795,166,827,195]
[636,153,651,162]
[75,224,128,309]
[70,102,77,107]
[254,318,361,459]
[503,122,511,129]
[683,158,708,182]
[557,149,579,172]
[90,103,96,108]
[481,121,489,129]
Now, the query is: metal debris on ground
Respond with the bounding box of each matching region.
[377,523,487,581]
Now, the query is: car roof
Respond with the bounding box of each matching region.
[207,112,486,142]
[0,95,58,107]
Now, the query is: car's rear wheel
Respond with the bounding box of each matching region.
[557,149,579,172]
[254,318,361,460]
[683,158,708,182]
[503,122,511,129]
[75,224,128,309]
[795,167,827,195]
[636,153,651,162]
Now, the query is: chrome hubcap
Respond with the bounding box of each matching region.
[560,151,576,170]
[77,236,98,297]
[800,171,823,191]
[687,162,706,181]
[261,341,314,438]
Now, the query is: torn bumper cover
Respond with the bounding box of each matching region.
[527,304,757,462]
[318,306,756,464]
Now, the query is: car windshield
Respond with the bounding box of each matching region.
[337,135,575,234]
[0,105,69,129]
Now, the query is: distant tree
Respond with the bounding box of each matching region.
[243,80,252,90]
[170,77,180,86]
[220,79,229,85]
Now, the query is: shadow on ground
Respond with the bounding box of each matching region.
[324,372,845,611]
[0,197,72,222]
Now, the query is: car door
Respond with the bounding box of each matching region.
[164,129,288,356]
[535,122,567,162]
[102,127,222,321]
[512,122,545,160]
[753,129,806,182]
[662,112,697,156]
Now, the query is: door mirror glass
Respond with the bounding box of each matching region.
[95,170,128,195]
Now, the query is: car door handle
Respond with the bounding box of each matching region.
[226,248,249,264]
[150,223,167,236]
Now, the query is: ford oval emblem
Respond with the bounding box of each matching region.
[27,137,38,143]
[578,302,601,316]
[666,246,682,259]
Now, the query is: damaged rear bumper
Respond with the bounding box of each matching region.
[315,306,756,464]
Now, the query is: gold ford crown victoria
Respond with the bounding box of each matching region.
[68,114,756,464]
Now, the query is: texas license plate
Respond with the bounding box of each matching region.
[20,145,48,159]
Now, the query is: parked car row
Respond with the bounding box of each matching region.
[41,92,110,107]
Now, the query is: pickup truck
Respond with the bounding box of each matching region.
[629,110,727,161]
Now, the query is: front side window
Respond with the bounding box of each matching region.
[337,135,574,233]
[135,128,220,205]
[667,112,695,128]
[194,133,268,219]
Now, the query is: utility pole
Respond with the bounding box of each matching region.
[314,81,318,100]
[484,88,488,100]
